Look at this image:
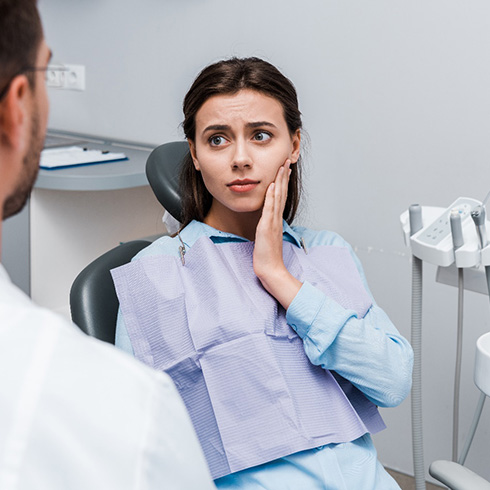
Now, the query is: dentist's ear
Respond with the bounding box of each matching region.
[0,75,30,150]
[290,129,301,164]
[188,139,200,171]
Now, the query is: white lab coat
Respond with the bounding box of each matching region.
[0,264,215,490]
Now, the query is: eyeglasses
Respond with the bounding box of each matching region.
[0,64,67,101]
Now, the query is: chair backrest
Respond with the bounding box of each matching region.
[145,141,189,222]
[70,240,151,344]
[70,141,188,343]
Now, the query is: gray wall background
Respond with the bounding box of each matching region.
[39,0,490,482]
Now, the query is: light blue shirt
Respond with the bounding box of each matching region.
[115,220,413,489]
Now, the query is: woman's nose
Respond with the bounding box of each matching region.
[232,140,252,169]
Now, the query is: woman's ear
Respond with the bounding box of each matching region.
[187,139,200,171]
[290,129,301,164]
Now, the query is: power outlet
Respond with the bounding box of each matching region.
[47,64,85,91]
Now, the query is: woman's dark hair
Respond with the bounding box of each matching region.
[180,57,303,228]
[0,0,43,94]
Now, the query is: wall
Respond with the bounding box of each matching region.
[39,0,490,482]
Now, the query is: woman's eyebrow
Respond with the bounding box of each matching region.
[202,121,277,135]
[246,121,277,129]
[203,124,230,134]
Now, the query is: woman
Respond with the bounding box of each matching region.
[113,57,413,489]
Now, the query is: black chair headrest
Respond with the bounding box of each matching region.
[145,141,189,222]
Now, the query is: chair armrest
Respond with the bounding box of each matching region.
[429,460,490,490]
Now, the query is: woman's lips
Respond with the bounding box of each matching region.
[227,180,260,193]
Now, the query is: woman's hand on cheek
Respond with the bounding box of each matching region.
[253,160,302,310]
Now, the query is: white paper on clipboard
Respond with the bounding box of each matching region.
[40,145,127,169]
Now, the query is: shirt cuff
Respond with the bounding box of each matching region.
[286,281,326,339]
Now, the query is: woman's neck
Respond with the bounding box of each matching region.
[204,207,262,241]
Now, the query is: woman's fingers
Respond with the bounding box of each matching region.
[273,167,283,217]
[261,159,290,227]
[253,159,301,309]
[279,160,291,212]
[276,160,290,222]
[270,160,290,216]
[257,158,292,239]
[261,182,275,222]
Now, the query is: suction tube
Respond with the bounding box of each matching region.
[409,204,426,490]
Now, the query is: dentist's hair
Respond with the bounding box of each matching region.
[0,0,43,97]
[179,57,303,228]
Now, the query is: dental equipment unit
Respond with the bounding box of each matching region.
[401,196,490,490]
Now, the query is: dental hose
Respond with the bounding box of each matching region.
[452,268,464,462]
[450,210,464,462]
[458,392,485,465]
[409,204,426,490]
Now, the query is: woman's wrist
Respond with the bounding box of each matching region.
[257,267,302,310]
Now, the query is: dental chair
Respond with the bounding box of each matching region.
[70,240,151,343]
[69,141,188,343]
[429,331,490,490]
[145,140,188,222]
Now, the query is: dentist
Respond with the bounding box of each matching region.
[0,0,215,488]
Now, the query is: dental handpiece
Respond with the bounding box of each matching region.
[471,205,488,249]
[471,205,490,301]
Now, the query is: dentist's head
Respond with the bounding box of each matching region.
[0,0,49,225]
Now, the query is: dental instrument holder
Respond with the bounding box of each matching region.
[450,211,464,251]
[401,197,490,487]
[401,197,487,269]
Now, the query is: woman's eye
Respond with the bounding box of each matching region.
[254,132,271,142]
[209,135,226,146]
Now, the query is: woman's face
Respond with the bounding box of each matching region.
[189,89,300,230]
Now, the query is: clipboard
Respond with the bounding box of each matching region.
[40,145,128,170]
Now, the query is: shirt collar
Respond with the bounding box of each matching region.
[180,220,303,249]
[282,221,303,249]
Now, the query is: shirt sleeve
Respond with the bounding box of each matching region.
[285,230,413,408]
